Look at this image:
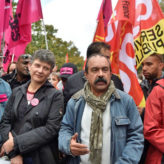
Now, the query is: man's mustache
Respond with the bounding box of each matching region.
[94,77,107,84]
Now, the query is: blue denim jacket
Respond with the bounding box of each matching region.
[58,89,144,164]
[0,78,11,120]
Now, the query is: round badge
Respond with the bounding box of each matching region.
[31,98,39,106]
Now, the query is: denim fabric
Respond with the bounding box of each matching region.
[59,89,144,164]
[0,78,11,120]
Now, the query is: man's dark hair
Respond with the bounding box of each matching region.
[150,53,164,63]
[32,49,55,70]
[85,53,111,73]
[86,42,111,58]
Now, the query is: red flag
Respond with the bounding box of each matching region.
[95,0,147,107]
[93,0,112,42]
[65,53,69,63]
[82,59,87,70]
[0,0,5,48]
[104,0,164,107]
[8,0,43,49]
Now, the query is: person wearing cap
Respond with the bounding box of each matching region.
[0,49,64,164]
[2,54,32,89]
[0,55,11,120]
[60,62,78,88]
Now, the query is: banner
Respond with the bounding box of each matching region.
[133,0,164,68]
[102,0,151,107]
[0,0,12,50]
[18,0,43,25]
[93,0,112,42]
[3,0,43,71]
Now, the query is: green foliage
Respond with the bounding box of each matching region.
[159,0,164,13]
[26,20,84,71]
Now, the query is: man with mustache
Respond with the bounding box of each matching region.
[63,42,123,113]
[59,53,144,164]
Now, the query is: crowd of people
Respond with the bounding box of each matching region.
[0,41,163,164]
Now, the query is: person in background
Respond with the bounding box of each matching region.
[48,72,61,89]
[60,62,78,88]
[144,78,164,164]
[63,42,124,112]
[139,54,164,164]
[0,55,11,120]
[59,53,144,164]
[2,54,32,90]
[0,49,64,164]
[7,62,17,74]
[140,53,164,100]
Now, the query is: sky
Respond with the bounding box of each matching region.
[41,0,118,58]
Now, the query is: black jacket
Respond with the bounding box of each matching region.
[63,70,123,111]
[1,70,31,89]
[0,81,64,164]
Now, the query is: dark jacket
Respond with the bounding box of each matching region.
[1,69,31,89]
[0,81,64,164]
[140,72,164,99]
[63,70,124,110]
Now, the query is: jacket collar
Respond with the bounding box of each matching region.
[14,80,53,115]
[141,71,164,89]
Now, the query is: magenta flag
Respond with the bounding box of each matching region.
[0,0,12,50]
[7,0,43,49]
[97,0,112,28]
[3,0,43,71]
[0,0,5,48]
[4,0,12,30]
[3,42,28,72]
[19,0,43,25]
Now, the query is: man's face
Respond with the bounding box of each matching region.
[17,57,31,76]
[85,55,111,96]
[28,59,52,84]
[100,48,111,60]
[142,56,163,81]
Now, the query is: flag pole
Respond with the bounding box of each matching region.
[42,19,48,50]
[11,54,14,62]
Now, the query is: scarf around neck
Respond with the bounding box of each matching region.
[83,80,116,164]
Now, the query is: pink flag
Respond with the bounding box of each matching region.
[3,0,43,71]
[97,0,112,28]
[4,0,12,30]
[7,0,43,49]
[0,0,5,48]
[3,42,28,72]
[19,0,43,25]
[0,0,12,49]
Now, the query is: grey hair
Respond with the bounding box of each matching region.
[32,49,55,70]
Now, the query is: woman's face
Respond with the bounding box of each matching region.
[49,74,59,87]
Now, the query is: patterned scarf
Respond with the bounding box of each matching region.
[83,80,116,164]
